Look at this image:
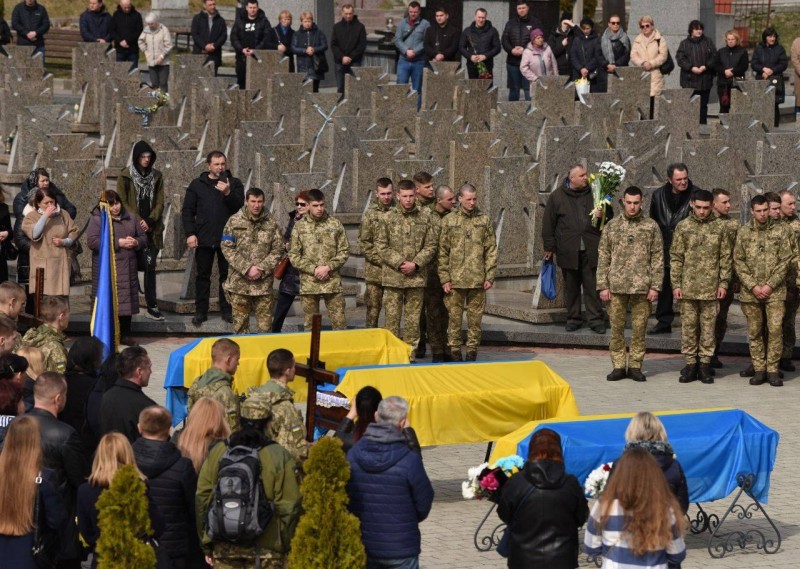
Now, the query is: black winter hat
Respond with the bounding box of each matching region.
[561,11,572,22]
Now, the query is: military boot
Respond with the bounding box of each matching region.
[768,372,784,387]
[465,351,477,361]
[749,371,768,386]
[606,368,627,381]
[450,349,463,362]
[779,358,796,372]
[739,364,755,377]
[627,368,647,382]
[679,363,698,383]
[698,364,714,384]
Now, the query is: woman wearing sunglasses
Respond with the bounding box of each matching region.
[631,15,669,118]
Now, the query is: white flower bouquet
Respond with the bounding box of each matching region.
[589,161,626,229]
[584,461,614,498]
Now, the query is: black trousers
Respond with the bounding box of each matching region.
[235,55,249,89]
[272,291,295,332]
[561,251,604,326]
[194,246,230,316]
[655,266,675,326]
[692,88,710,124]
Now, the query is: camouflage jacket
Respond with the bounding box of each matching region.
[187,367,240,432]
[358,199,395,284]
[288,212,350,295]
[670,213,732,300]
[376,203,437,288]
[734,218,793,303]
[221,207,285,296]
[416,195,435,210]
[438,207,498,288]
[782,215,800,287]
[20,324,66,373]
[247,379,308,466]
[426,208,451,288]
[596,212,664,294]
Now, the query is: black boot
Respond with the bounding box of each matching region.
[465,351,477,361]
[768,372,784,387]
[450,349,463,362]
[749,371,768,385]
[739,364,755,377]
[679,363,698,383]
[606,368,627,381]
[627,368,647,382]
[698,364,714,384]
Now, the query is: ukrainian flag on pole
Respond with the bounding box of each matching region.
[90,202,119,359]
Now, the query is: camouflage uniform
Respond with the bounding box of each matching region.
[424,208,451,358]
[376,203,437,357]
[714,213,740,354]
[596,211,664,370]
[438,207,498,355]
[670,213,731,365]
[416,195,435,210]
[781,215,800,358]
[288,212,350,330]
[221,207,285,334]
[247,379,309,467]
[734,218,793,372]
[187,367,241,432]
[20,324,67,373]
[358,198,395,328]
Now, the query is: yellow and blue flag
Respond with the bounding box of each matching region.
[90,202,119,359]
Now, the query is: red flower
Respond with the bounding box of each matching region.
[479,472,499,491]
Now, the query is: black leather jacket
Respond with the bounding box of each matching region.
[649,181,699,263]
[27,408,90,497]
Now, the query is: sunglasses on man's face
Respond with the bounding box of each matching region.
[609,21,621,25]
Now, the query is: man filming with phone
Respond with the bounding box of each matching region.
[182,150,245,326]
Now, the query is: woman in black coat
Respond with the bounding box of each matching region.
[291,11,327,92]
[497,429,589,569]
[274,10,295,72]
[751,27,789,126]
[570,17,607,93]
[716,29,749,114]
[676,19,717,124]
[60,337,104,457]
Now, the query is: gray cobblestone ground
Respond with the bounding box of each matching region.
[138,339,798,568]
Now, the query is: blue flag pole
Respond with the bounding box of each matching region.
[90,201,119,359]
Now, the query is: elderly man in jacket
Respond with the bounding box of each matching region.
[542,164,612,333]
[347,396,434,569]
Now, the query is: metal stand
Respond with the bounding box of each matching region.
[688,502,719,535]
[473,503,506,552]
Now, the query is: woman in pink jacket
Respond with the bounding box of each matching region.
[520,28,558,86]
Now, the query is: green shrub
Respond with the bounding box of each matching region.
[289,437,366,569]
[96,465,157,569]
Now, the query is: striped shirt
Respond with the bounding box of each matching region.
[584,499,686,569]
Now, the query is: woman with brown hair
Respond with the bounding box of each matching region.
[16,345,44,412]
[0,380,24,444]
[0,415,67,568]
[175,397,231,472]
[584,448,686,568]
[497,428,589,568]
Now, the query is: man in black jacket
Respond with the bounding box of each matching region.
[191,0,227,73]
[423,7,460,63]
[548,12,576,76]
[11,0,50,59]
[459,8,501,81]
[331,3,367,95]
[0,17,11,54]
[230,0,273,89]
[182,150,245,325]
[133,406,202,566]
[541,165,612,333]
[649,163,698,334]
[502,0,542,101]
[29,372,90,568]
[109,0,143,70]
[79,0,112,43]
[99,346,157,442]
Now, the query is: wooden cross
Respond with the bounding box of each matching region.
[294,313,340,442]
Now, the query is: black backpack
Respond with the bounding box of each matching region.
[207,444,274,544]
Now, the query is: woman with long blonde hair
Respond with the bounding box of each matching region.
[0,415,66,568]
[17,345,45,412]
[584,448,686,568]
[175,397,231,472]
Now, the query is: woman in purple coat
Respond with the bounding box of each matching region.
[87,190,147,347]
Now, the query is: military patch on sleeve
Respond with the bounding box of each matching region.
[221,234,237,243]
[291,424,303,433]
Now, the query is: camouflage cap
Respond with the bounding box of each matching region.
[240,395,273,421]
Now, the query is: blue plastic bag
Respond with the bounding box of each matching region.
[540,259,557,300]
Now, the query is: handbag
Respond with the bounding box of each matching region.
[656,39,675,75]
[274,257,290,280]
[540,259,557,301]
[497,485,537,558]
[720,85,731,108]
[312,53,329,74]
[32,473,59,569]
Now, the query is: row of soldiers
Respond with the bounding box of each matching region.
[599,186,797,386]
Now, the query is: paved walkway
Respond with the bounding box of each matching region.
[138,338,797,568]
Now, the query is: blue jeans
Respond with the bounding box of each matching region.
[397,58,425,109]
[506,64,530,101]
[116,50,139,72]
[32,45,45,66]
[366,557,419,569]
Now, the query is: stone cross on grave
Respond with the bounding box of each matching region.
[294,313,339,442]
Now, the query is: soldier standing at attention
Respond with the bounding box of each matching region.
[376,180,437,361]
[413,171,435,359]
[670,189,731,384]
[596,187,664,382]
[247,348,308,467]
[439,184,497,361]
[187,338,241,432]
[288,189,350,330]
[735,195,793,387]
[426,185,457,362]
[711,188,739,369]
[779,189,800,372]
[221,187,284,334]
[358,178,395,328]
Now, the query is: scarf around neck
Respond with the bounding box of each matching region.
[601,27,631,65]
[129,163,155,215]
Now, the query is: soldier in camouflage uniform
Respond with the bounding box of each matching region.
[221,188,285,334]
[438,184,498,361]
[735,194,793,386]
[670,189,732,384]
[187,338,241,432]
[425,186,457,362]
[246,348,309,467]
[711,189,740,369]
[288,189,350,330]
[196,397,301,569]
[597,187,664,382]
[358,178,395,328]
[375,180,437,360]
[20,295,69,372]
[779,189,800,372]
[413,171,436,358]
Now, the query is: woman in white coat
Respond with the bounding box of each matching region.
[630,15,669,118]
